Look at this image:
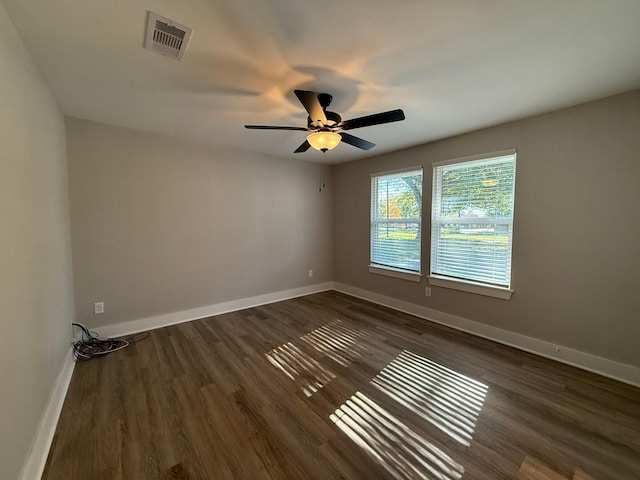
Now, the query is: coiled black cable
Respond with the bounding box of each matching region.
[72,323,147,360]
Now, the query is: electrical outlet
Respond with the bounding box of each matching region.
[308,269,313,278]
[94,302,104,314]
[424,287,432,297]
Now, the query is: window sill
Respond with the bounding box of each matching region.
[369,265,422,282]
[428,275,513,300]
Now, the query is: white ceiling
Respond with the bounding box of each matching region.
[4,0,640,164]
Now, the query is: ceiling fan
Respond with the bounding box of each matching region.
[245,90,405,153]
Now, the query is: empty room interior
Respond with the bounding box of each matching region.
[2,1,640,479]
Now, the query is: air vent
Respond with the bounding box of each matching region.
[144,12,192,60]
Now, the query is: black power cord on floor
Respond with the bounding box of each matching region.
[71,322,148,360]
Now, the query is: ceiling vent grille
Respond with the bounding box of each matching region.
[144,12,192,60]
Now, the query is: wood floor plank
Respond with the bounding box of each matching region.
[43,291,640,479]
[121,438,160,480]
[518,455,569,480]
[198,383,274,480]
[572,468,595,480]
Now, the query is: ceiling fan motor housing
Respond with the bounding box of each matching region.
[308,110,341,129]
[306,93,340,128]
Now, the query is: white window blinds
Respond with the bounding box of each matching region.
[431,151,516,288]
[371,168,423,273]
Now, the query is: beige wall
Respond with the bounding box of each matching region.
[66,118,333,328]
[334,90,640,367]
[0,3,75,479]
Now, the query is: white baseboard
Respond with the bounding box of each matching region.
[333,282,640,388]
[19,348,75,480]
[91,279,640,387]
[95,282,334,338]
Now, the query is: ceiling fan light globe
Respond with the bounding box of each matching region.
[307,131,341,151]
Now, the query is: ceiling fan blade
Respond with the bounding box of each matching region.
[245,125,309,131]
[294,90,328,125]
[340,109,405,131]
[340,132,376,150]
[294,140,311,153]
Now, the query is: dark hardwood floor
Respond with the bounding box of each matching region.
[43,291,640,479]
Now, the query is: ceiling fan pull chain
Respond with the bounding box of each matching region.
[322,162,326,189]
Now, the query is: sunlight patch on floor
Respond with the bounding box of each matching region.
[371,350,488,446]
[265,342,336,397]
[300,319,372,366]
[331,391,464,480]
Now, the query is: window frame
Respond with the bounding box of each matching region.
[369,166,424,282]
[429,150,516,299]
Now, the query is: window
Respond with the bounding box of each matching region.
[430,150,516,298]
[370,167,423,281]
